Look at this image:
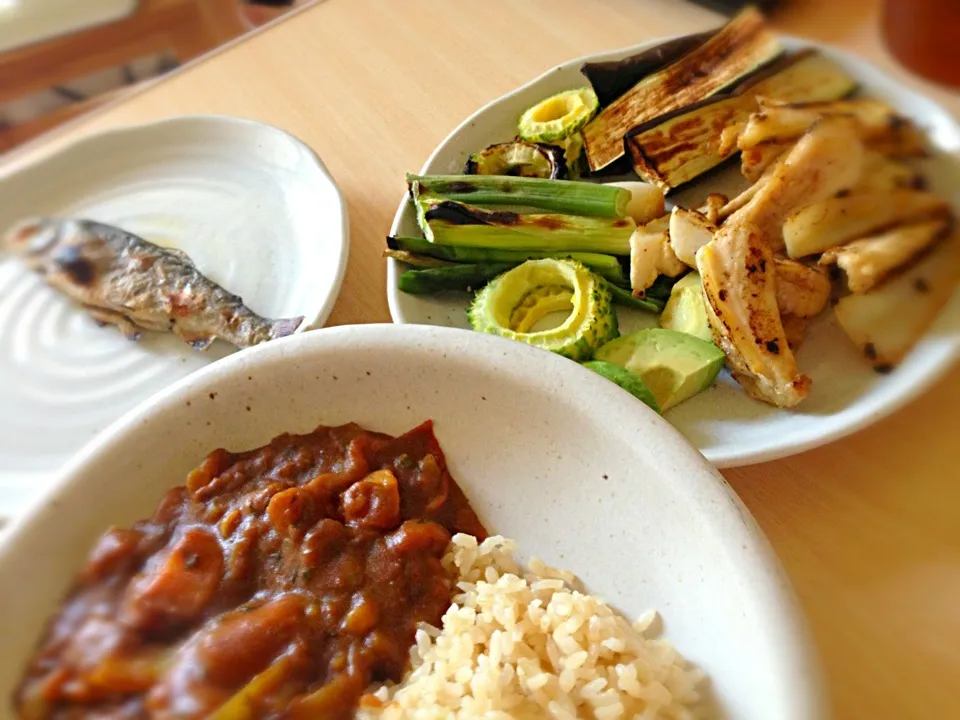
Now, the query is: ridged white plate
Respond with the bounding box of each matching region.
[0,115,348,519]
[0,324,826,720]
[387,37,960,468]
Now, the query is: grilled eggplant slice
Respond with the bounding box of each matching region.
[464,140,567,179]
[581,31,714,107]
[624,50,858,192]
[581,6,783,173]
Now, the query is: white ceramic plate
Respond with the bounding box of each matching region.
[387,37,960,468]
[0,115,349,519]
[0,324,824,720]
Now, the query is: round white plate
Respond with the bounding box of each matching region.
[0,115,349,518]
[0,324,825,720]
[387,37,960,468]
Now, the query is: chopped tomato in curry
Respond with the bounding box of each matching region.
[15,421,486,720]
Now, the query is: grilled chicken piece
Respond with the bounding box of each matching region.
[698,219,810,406]
[669,207,716,268]
[729,116,865,252]
[774,258,831,318]
[697,194,728,226]
[784,189,949,258]
[819,218,950,294]
[781,313,810,350]
[741,142,792,183]
[696,118,864,407]
[834,232,960,369]
[629,216,686,295]
[851,151,924,193]
[720,160,780,221]
[741,97,928,157]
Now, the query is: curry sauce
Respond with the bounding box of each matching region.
[15,421,485,719]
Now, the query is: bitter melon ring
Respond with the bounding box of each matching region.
[467,259,618,361]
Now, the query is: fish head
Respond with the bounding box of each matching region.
[1,219,65,266]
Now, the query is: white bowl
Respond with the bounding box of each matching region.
[0,324,823,719]
[386,36,960,468]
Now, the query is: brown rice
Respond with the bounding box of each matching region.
[358,534,705,719]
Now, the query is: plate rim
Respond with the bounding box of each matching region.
[2,113,351,333]
[0,323,829,720]
[385,34,960,469]
[0,114,350,518]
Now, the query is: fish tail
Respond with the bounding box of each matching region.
[271,316,305,339]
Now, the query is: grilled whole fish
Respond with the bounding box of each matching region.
[1,218,304,350]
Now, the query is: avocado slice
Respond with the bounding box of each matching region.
[582,360,661,414]
[660,272,714,343]
[594,328,724,411]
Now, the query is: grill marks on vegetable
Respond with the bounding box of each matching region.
[424,201,595,233]
[581,6,783,172]
[424,202,522,226]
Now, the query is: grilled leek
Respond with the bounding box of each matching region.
[607,282,664,313]
[413,191,636,255]
[581,6,783,172]
[397,263,515,294]
[407,174,629,218]
[383,249,453,268]
[386,236,629,285]
[624,50,857,191]
[602,181,665,225]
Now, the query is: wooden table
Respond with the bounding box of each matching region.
[4,1,959,717]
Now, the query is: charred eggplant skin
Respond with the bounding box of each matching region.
[464,139,567,179]
[623,50,859,192]
[581,6,783,173]
[581,31,715,107]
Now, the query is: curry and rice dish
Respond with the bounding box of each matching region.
[14,422,704,720]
